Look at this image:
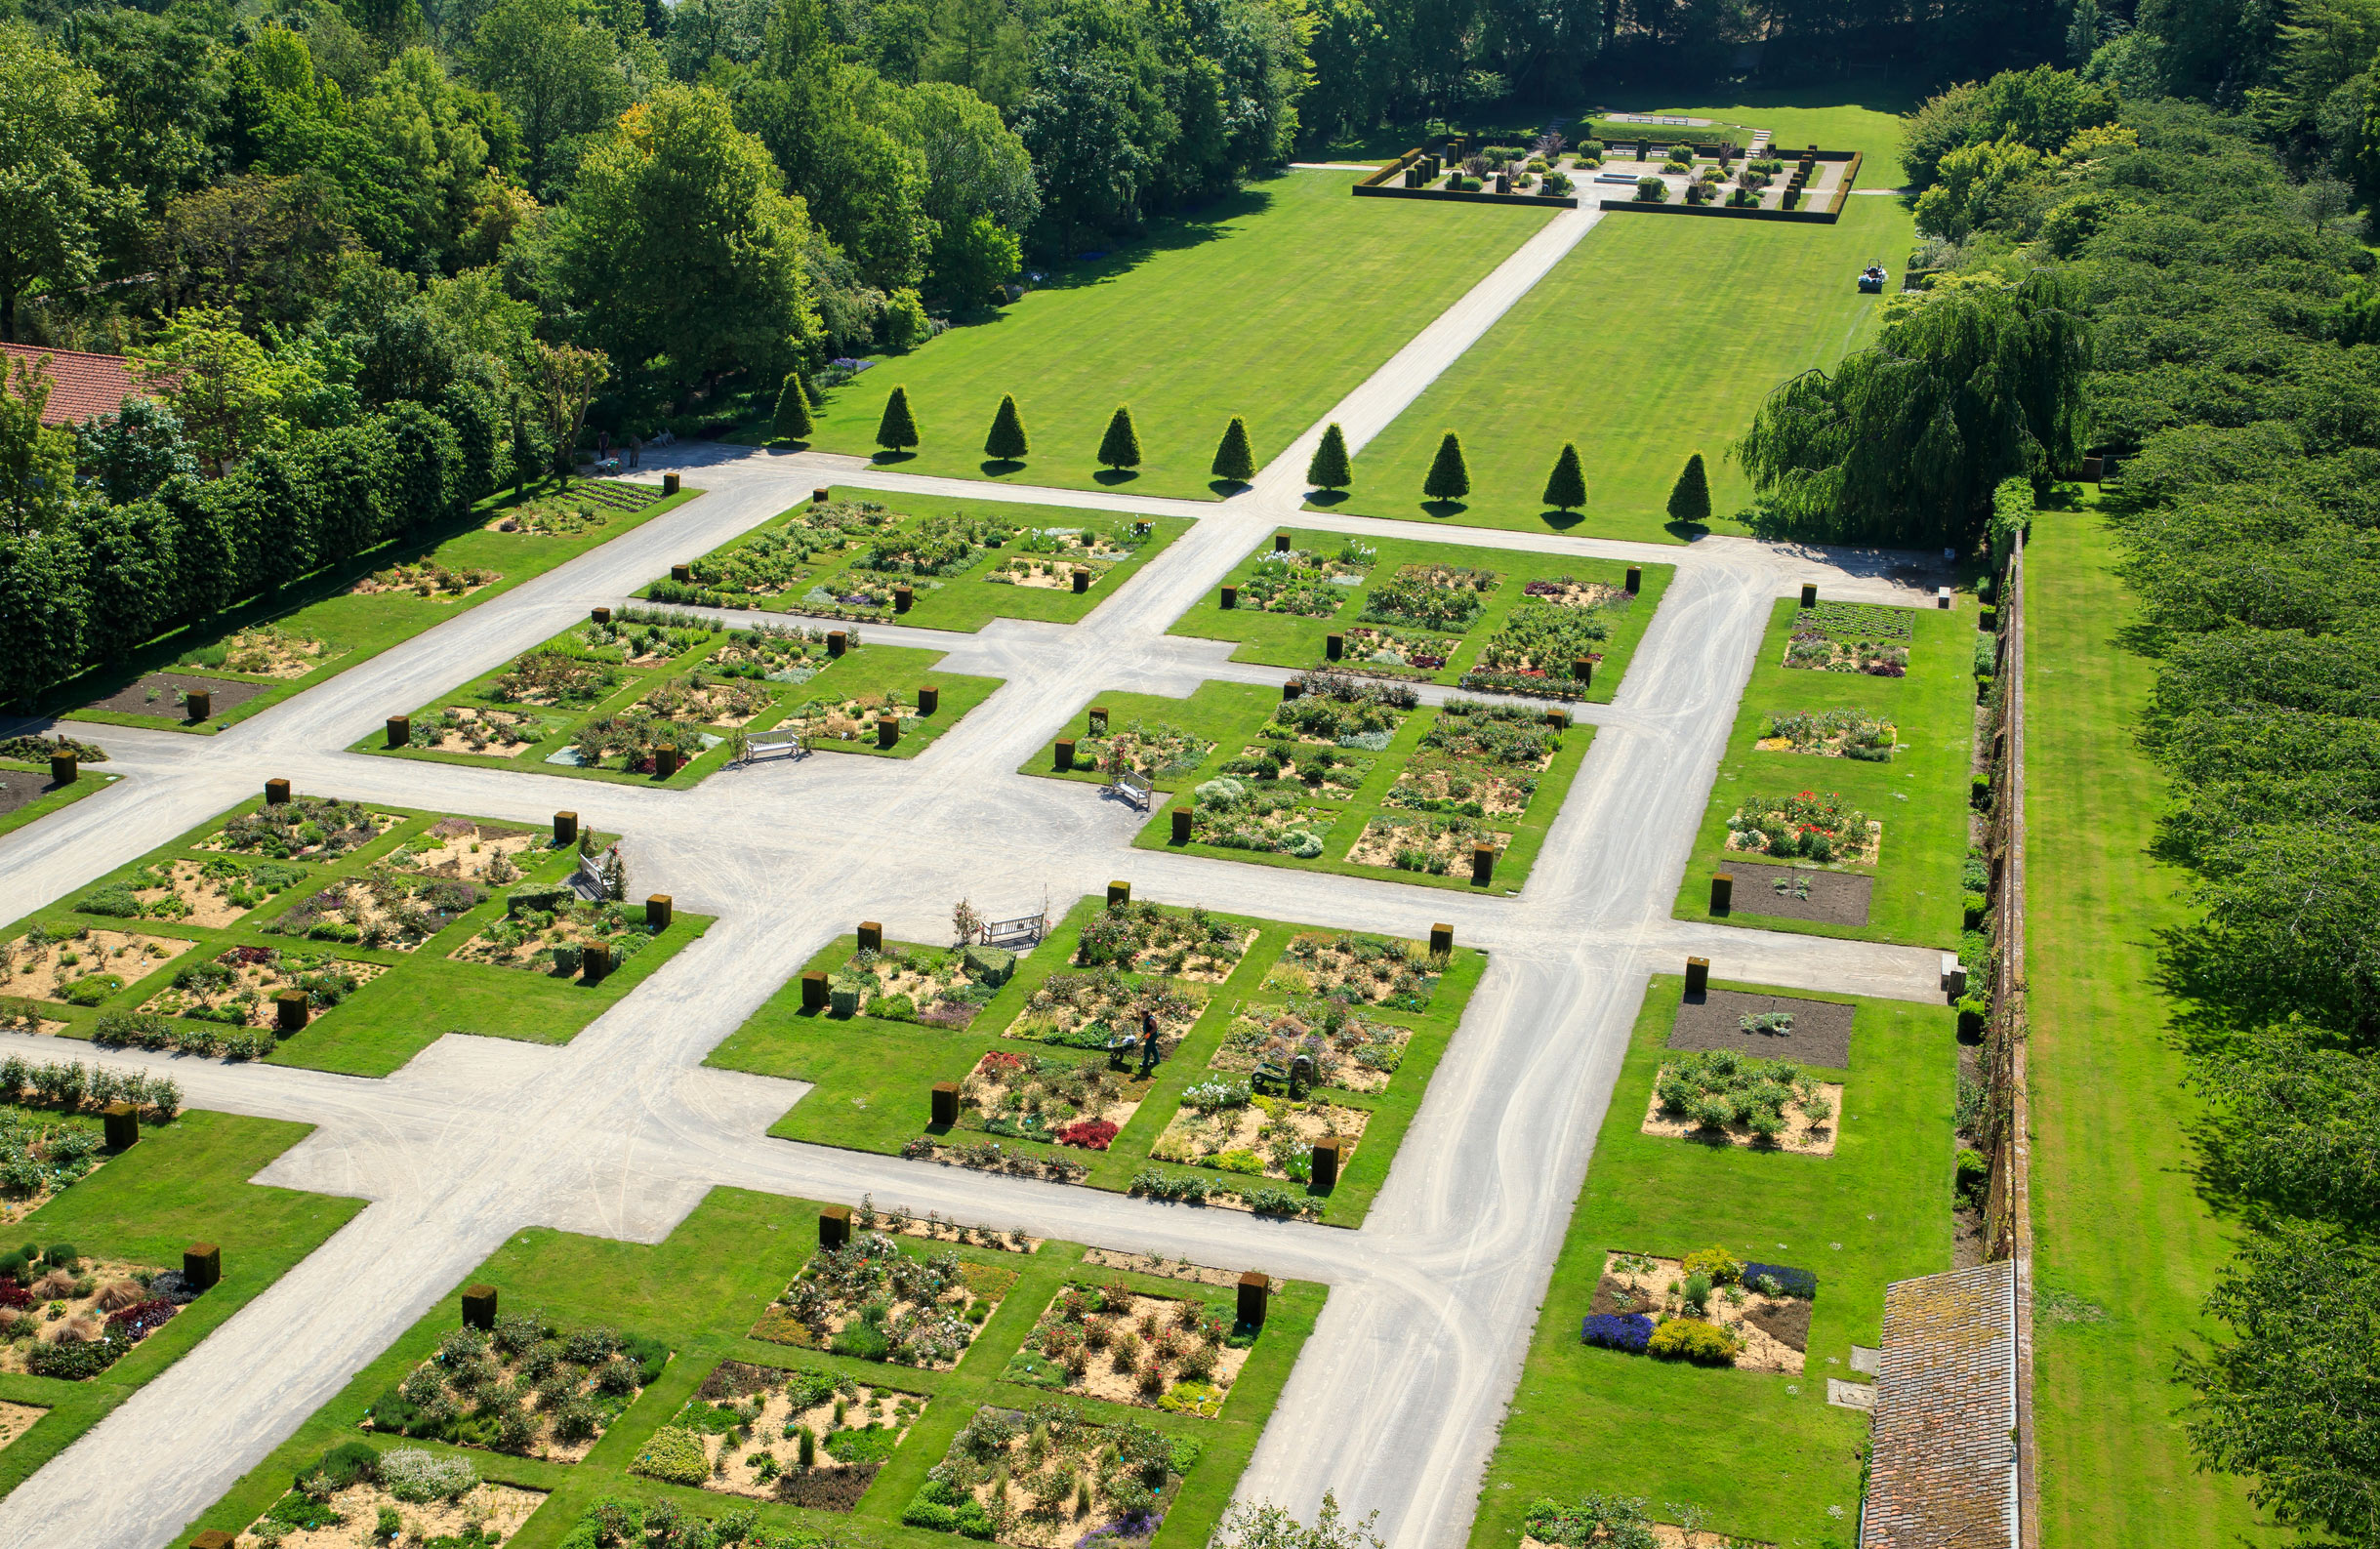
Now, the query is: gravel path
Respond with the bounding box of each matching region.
[0,214,1950,1549]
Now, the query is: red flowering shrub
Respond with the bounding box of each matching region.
[0,1283,31,1309]
[1055,1118,1119,1151]
[979,1050,1027,1074]
[103,1298,178,1343]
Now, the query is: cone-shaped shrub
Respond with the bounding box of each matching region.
[1098,405,1142,469]
[1542,442,1586,511]
[1211,416,1256,482]
[984,393,1029,461]
[877,386,920,451]
[774,373,814,441]
[1423,432,1471,502]
[1307,423,1351,490]
[1667,451,1711,523]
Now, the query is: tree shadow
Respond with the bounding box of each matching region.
[870,450,918,466]
[1539,510,1584,531]
[1031,188,1274,295]
[1306,489,1350,508]
[979,459,1026,476]
[1209,478,1249,498]
[1422,500,1469,518]
[1092,469,1141,487]
[1664,518,1711,542]
[767,439,811,456]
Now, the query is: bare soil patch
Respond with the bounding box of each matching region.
[0,1401,44,1449]
[385,820,539,883]
[1346,814,1509,873]
[0,768,68,821]
[140,948,386,1028]
[413,707,549,756]
[1668,990,1855,1068]
[1719,860,1873,925]
[80,673,267,720]
[2,929,193,1005]
[238,1482,544,1548]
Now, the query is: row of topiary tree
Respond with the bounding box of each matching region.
[775,374,1713,517]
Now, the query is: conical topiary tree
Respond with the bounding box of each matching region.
[1307,423,1351,490]
[1098,405,1142,470]
[774,372,814,441]
[876,386,920,452]
[1423,431,1471,503]
[1667,450,1711,523]
[984,393,1029,461]
[1211,416,1256,483]
[1542,442,1586,511]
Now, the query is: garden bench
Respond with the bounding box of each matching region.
[1110,771,1154,811]
[979,912,1047,948]
[568,850,605,901]
[738,732,806,764]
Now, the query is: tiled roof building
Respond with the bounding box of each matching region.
[0,341,151,426]
[1862,1261,2019,1549]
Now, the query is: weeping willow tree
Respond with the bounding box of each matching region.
[1733,270,2091,550]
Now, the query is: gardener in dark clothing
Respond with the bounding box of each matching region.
[1137,1009,1162,1078]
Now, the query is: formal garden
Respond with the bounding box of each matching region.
[639,492,1188,632]
[0,796,708,1078]
[705,897,1485,1228]
[56,477,696,737]
[1172,529,1669,704]
[180,1190,1321,1549]
[1467,973,1954,1549]
[363,609,1001,780]
[1019,677,1597,895]
[0,740,118,844]
[1672,595,1972,948]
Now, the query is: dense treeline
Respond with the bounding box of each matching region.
[1871,67,2380,1542]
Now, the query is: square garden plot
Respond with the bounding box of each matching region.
[903,1403,1201,1548]
[640,491,1187,632]
[1169,527,1671,704]
[1583,1248,1820,1374]
[1673,596,1974,949]
[361,1317,668,1461]
[57,476,696,739]
[633,1359,924,1510]
[1002,1280,1250,1416]
[708,898,1487,1227]
[1641,1047,1842,1156]
[750,1234,1018,1369]
[1784,601,1913,676]
[365,610,999,780]
[6,797,709,1077]
[1670,990,1855,1067]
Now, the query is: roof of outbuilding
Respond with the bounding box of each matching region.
[1862,1260,2018,1549]
[0,341,153,427]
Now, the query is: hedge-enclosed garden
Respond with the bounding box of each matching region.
[181,1188,1321,1549]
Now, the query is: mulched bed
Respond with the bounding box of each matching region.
[79,673,268,721]
[1668,989,1855,1069]
[0,768,70,819]
[1717,860,1872,926]
[1743,1297,1812,1352]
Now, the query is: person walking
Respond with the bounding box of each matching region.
[1136,1008,1162,1079]
[628,435,642,469]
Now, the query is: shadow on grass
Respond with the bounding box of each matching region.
[1307,489,1350,508]
[1210,479,1250,498]
[1422,500,1470,518]
[1093,469,1142,487]
[870,450,919,467]
[765,439,812,456]
[1664,518,1711,542]
[1541,510,1584,531]
[980,459,1027,476]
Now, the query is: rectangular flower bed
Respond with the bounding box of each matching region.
[1384,700,1560,818]
[1459,589,1628,695]
[348,559,501,600]
[1236,543,1375,616]
[1210,1002,1411,1094]
[1328,624,1458,676]
[562,706,719,773]
[901,1402,1197,1548]
[409,706,554,757]
[363,1317,667,1461]
[484,482,661,536]
[383,820,540,884]
[261,869,482,952]
[1183,782,1341,859]
[835,943,1007,1027]
[1359,563,1501,632]
[633,1360,923,1509]
[140,947,385,1027]
[857,512,1018,579]
[571,614,718,668]
[1062,719,1214,781]
[1641,1047,1841,1155]
[1588,1249,1816,1374]
[1345,813,1509,874]
[1784,601,1912,675]
[1723,791,1881,867]
[749,1235,1015,1369]
[74,857,308,928]
[198,797,401,861]
[3,927,193,1007]
[782,689,923,748]
[0,1252,185,1380]
[1001,1282,1249,1415]
[1003,969,1207,1053]
[1258,675,1414,752]
[1755,708,1898,760]
[707,626,836,682]
[1073,902,1254,983]
[483,648,627,709]
[183,625,348,679]
[650,499,899,606]
[1215,742,1372,795]
[1257,930,1442,1009]
[957,1049,1148,1150]
[448,893,658,976]
[1149,1084,1366,1184]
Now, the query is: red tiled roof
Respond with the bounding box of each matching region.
[0,342,152,427]
[1862,1262,2018,1549]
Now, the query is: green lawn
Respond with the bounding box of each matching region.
[1468,974,1954,1549]
[0,1108,365,1499]
[0,761,120,843]
[1169,528,1671,703]
[2023,512,2271,1547]
[185,1187,1323,1549]
[54,479,699,736]
[639,490,1191,632]
[1597,93,1918,187]
[1669,597,1973,950]
[362,615,1001,782]
[708,896,1485,1228]
[4,798,711,1078]
[797,171,1555,501]
[1326,194,1913,543]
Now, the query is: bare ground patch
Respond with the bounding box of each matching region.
[1668,990,1855,1068]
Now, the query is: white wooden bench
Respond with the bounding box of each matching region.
[980,912,1047,948]
[1109,772,1154,811]
[737,731,806,764]
[569,849,606,900]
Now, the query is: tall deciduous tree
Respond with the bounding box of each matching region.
[984,393,1029,460]
[0,30,133,342]
[1423,431,1470,502]
[877,385,921,450]
[1542,442,1586,511]
[1734,271,2090,550]
[1098,405,1141,469]
[1211,416,1256,483]
[1307,423,1351,490]
[469,0,634,195]
[521,340,608,481]
[0,357,81,538]
[138,307,290,477]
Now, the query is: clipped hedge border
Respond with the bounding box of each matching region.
[1354,183,1579,210]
